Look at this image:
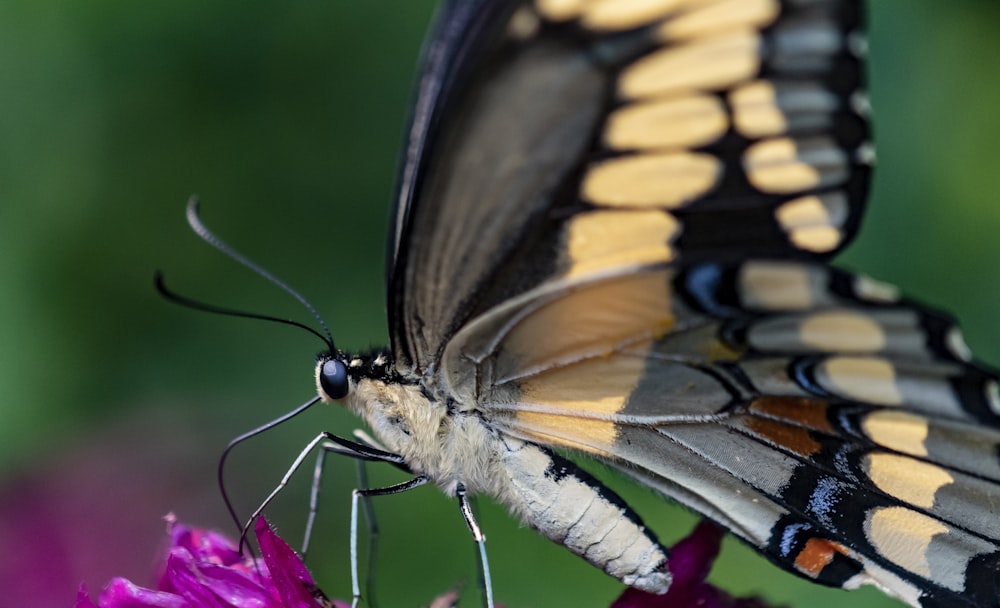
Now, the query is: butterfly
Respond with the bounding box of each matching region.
[219,1,1000,607]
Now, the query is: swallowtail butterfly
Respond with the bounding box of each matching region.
[215,1,1000,606]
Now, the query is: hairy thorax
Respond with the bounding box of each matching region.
[344,378,508,499]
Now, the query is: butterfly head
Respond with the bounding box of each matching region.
[315,348,399,404]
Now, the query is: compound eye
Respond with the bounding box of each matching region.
[319,358,349,400]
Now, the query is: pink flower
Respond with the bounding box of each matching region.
[612,521,773,608]
[76,515,346,608]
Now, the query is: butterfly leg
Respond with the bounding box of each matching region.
[352,459,380,607]
[347,429,393,606]
[242,431,408,551]
[302,445,328,557]
[350,476,430,608]
[303,429,393,555]
[456,484,494,608]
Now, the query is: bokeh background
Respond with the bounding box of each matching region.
[3,1,1000,607]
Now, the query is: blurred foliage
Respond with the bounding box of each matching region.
[1,1,998,607]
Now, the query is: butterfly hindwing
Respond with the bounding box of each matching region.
[439,257,1000,605]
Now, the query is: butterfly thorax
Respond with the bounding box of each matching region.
[315,349,503,498]
[343,375,508,498]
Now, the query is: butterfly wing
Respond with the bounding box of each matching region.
[383,0,1000,605]
[440,257,1000,606]
[387,0,869,374]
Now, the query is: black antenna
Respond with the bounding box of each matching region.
[154,272,332,349]
[184,196,336,352]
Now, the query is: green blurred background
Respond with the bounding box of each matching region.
[2,1,999,607]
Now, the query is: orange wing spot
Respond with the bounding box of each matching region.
[794,537,848,577]
[749,396,833,434]
[745,416,821,457]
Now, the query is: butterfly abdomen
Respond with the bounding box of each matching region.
[497,436,671,592]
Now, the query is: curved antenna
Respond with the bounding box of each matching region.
[217,395,323,544]
[154,272,332,349]
[185,197,336,351]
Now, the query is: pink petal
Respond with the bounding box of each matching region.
[255,518,321,608]
[75,584,100,608]
[98,577,188,608]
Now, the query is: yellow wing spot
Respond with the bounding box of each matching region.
[799,311,887,352]
[582,152,720,207]
[618,29,760,99]
[744,137,846,194]
[775,193,848,253]
[866,507,948,580]
[865,453,953,509]
[581,0,691,31]
[776,191,847,227]
[818,356,903,406]
[656,0,780,42]
[788,226,841,252]
[775,194,845,227]
[739,261,818,310]
[535,0,590,21]
[564,210,677,277]
[861,410,930,457]
[730,80,786,138]
[748,310,887,353]
[604,95,728,151]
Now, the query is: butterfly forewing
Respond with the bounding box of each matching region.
[389,0,869,374]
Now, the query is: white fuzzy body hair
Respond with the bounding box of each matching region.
[344,377,513,501]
